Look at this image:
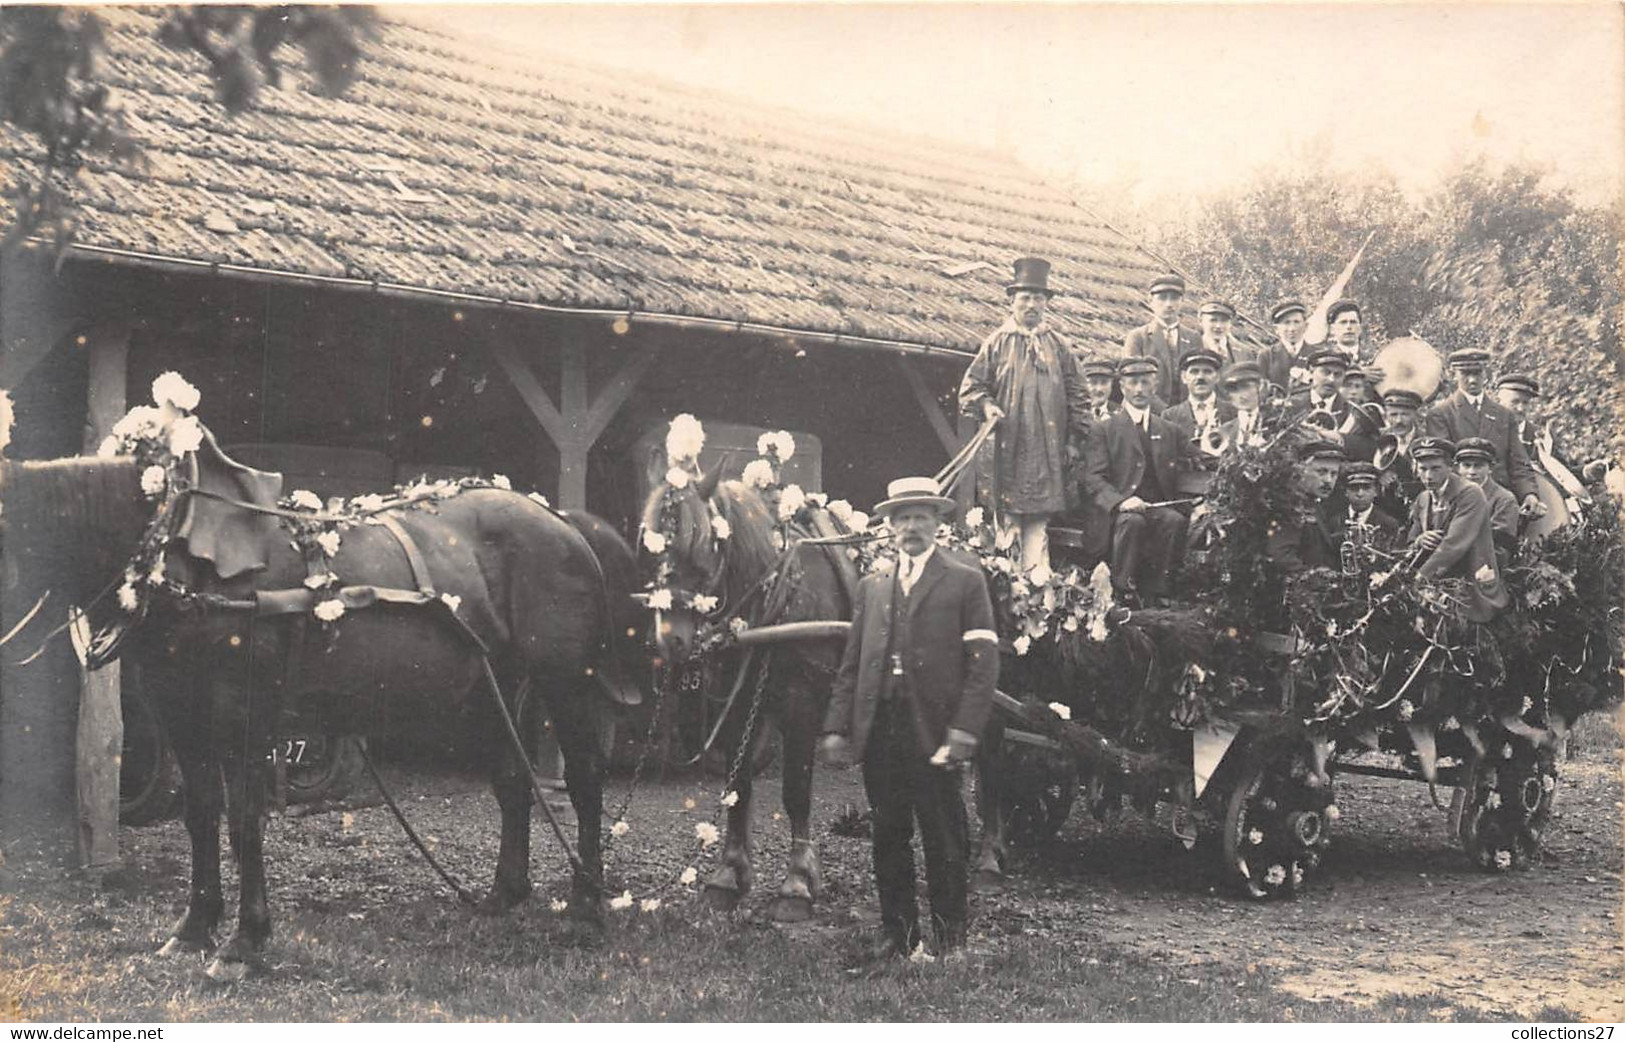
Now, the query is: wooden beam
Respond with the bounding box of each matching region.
[581,342,659,448]
[77,322,128,869]
[557,335,589,510]
[894,355,960,455]
[485,334,566,447]
[0,249,83,389]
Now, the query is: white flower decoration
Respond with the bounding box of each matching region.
[303,573,332,589]
[112,405,163,441]
[1442,716,1460,731]
[1493,850,1513,870]
[665,466,691,490]
[964,506,984,529]
[167,415,203,456]
[290,489,323,511]
[757,430,795,462]
[609,890,634,911]
[908,942,935,964]
[1012,635,1032,656]
[315,530,341,558]
[151,371,201,411]
[648,589,674,612]
[1029,562,1054,586]
[354,494,386,513]
[1475,564,1497,583]
[679,867,698,886]
[643,530,668,555]
[1369,570,1393,589]
[549,899,569,913]
[97,435,121,458]
[313,599,346,622]
[1248,828,1264,846]
[777,483,806,521]
[1265,864,1287,886]
[848,511,869,532]
[440,593,462,613]
[1088,615,1110,642]
[695,822,720,847]
[1397,700,1415,721]
[1485,791,1502,810]
[611,820,630,838]
[640,898,661,913]
[147,555,166,585]
[140,465,167,497]
[665,414,706,463]
[1062,615,1079,633]
[827,499,853,525]
[1324,803,1341,821]
[720,791,739,808]
[1541,774,1555,793]
[691,594,719,614]
[728,618,749,636]
[711,515,731,540]
[1047,702,1071,721]
[117,582,139,613]
[1520,696,1533,715]
[490,474,511,491]
[741,459,776,489]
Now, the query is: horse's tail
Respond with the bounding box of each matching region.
[559,510,646,706]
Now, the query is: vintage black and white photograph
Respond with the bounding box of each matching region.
[0,1,1621,1025]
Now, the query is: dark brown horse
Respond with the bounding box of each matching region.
[0,455,616,979]
[639,474,858,919]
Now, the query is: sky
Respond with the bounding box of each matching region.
[398,3,1625,208]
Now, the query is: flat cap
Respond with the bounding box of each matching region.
[1079,358,1119,379]
[1117,357,1161,379]
[1221,360,1265,387]
[1327,299,1362,323]
[1495,373,1541,397]
[1381,388,1425,410]
[1198,299,1236,319]
[1411,436,1456,462]
[1149,273,1186,296]
[1178,347,1225,372]
[1297,438,1346,463]
[1454,437,1498,463]
[1306,347,1351,370]
[1447,347,1492,369]
[1270,299,1308,323]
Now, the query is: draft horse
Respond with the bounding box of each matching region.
[639,470,858,920]
[0,451,617,978]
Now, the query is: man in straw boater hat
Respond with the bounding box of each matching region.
[820,477,999,960]
[1122,271,1203,406]
[1405,436,1509,622]
[959,256,1091,575]
[1423,347,1542,518]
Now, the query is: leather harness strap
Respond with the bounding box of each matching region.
[377,514,438,597]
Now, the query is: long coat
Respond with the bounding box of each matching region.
[823,552,999,760]
[1123,320,1203,405]
[1407,472,1509,620]
[1423,392,1537,500]
[959,321,1091,515]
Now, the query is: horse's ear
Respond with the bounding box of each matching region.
[697,453,732,500]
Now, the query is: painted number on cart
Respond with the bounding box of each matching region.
[270,740,309,765]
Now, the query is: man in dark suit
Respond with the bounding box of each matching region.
[1079,357,1119,422]
[1122,272,1203,406]
[1332,461,1402,554]
[1216,360,1275,449]
[1162,347,1237,442]
[1405,437,1509,622]
[1423,348,1541,515]
[1197,298,1255,370]
[820,477,998,960]
[1285,348,1352,424]
[1454,437,1521,554]
[1265,440,1344,573]
[1326,298,1365,361]
[1262,299,1311,393]
[1082,358,1191,604]
[1376,388,1426,518]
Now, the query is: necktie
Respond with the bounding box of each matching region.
[900,555,916,595]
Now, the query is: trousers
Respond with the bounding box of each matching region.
[1006,512,1050,572]
[862,697,970,952]
[1109,505,1187,597]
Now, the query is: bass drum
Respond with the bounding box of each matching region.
[1523,469,1571,543]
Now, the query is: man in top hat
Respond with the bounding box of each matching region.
[1263,299,1311,392]
[1266,439,1345,574]
[1333,460,1402,553]
[1405,436,1509,621]
[1217,360,1273,449]
[1123,273,1203,406]
[1423,348,1541,516]
[1454,437,1520,554]
[959,257,1092,574]
[820,477,998,960]
[1327,299,1364,361]
[1286,348,1352,424]
[1161,347,1237,442]
[1197,299,1254,370]
[1081,358,1192,604]
[1376,387,1427,516]
[1079,357,1120,422]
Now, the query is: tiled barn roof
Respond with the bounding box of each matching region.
[3,8,1204,356]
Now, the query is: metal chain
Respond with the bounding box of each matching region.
[601,660,678,859]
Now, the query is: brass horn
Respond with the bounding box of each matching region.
[1372,337,1444,399]
[1300,410,1339,433]
[1374,432,1401,470]
[1196,423,1231,457]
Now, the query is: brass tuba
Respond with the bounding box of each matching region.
[1371,337,1445,398]
[1374,432,1402,470]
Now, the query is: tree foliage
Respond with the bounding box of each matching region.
[1152,158,1623,461]
[0,5,373,252]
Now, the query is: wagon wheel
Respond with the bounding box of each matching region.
[285,735,366,805]
[1003,756,1079,844]
[1450,739,1558,872]
[1220,746,1333,900]
[119,680,181,826]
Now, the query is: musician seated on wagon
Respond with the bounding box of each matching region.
[1454,437,1520,555]
[1495,372,1590,519]
[1404,437,1509,621]
[1285,348,1352,424]
[1081,358,1192,606]
[1264,439,1344,574]
[1079,357,1120,421]
[1423,348,1543,519]
[1335,461,1402,553]
[1216,360,1272,449]
[1162,347,1236,442]
[1340,364,1380,406]
[1376,387,1427,517]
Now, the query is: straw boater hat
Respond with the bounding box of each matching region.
[874,476,956,517]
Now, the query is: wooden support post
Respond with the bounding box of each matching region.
[893,355,961,455]
[77,322,129,868]
[557,335,590,511]
[0,249,84,389]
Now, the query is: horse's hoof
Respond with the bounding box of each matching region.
[157,935,214,958]
[703,885,742,912]
[768,895,813,923]
[203,957,251,982]
[972,870,1007,892]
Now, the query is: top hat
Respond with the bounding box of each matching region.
[1327,299,1362,324]
[1007,257,1055,297]
[1495,373,1541,398]
[1411,436,1456,462]
[1221,360,1265,387]
[1149,273,1186,296]
[1198,299,1236,319]
[1117,357,1161,379]
[1381,388,1425,410]
[1453,437,1498,463]
[1178,347,1224,372]
[1271,299,1308,323]
[1447,347,1492,369]
[874,476,956,517]
[1306,347,1351,371]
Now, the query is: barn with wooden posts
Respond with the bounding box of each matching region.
[0,9,1221,865]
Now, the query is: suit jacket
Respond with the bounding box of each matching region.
[1266,501,1341,573]
[1327,503,1402,553]
[824,552,999,760]
[1407,472,1509,620]
[1285,388,1350,425]
[1161,396,1237,442]
[1123,320,1203,405]
[1480,477,1520,551]
[1263,341,1312,393]
[1423,392,1537,500]
[1082,408,1189,513]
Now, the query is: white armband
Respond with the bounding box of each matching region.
[962,629,998,644]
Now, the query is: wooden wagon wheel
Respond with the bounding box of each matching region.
[1450,738,1558,871]
[1220,745,1333,900]
[997,741,1079,845]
